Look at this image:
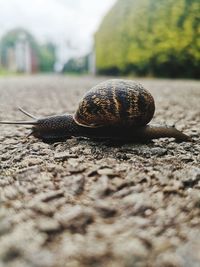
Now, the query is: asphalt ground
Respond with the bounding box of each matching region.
[0,75,200,267]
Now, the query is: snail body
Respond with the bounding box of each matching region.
[0,79,191,142]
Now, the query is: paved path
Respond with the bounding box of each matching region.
[0,75,200,267]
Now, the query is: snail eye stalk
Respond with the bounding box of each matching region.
[18,107,38,120]
[0,121,38,125]
[0,107,38,125]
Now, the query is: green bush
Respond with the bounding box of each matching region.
[62,55,89,74]
[38,43,56,72]
[95,0,200,78]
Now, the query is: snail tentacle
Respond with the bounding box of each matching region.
[18,107,38,119]
[0,120,38,125]
[0,107,38,125]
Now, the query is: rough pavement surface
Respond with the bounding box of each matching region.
[0,75,199,267]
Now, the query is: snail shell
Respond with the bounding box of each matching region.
[74,79,155,128]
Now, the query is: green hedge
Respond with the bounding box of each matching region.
[95,0,200,78]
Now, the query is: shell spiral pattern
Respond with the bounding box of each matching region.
[74,79,155,128]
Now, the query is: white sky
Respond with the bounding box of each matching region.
[0,0,116,64]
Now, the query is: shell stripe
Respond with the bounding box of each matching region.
[115,89,131,122]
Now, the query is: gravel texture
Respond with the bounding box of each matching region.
[0,75,200,267]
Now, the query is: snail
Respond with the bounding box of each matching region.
[0,79,191,142]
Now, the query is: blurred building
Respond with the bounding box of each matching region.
[0,29,39,73]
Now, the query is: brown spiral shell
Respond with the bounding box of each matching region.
[74,79,155,128]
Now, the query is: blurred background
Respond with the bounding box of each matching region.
[0,0,199,78]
